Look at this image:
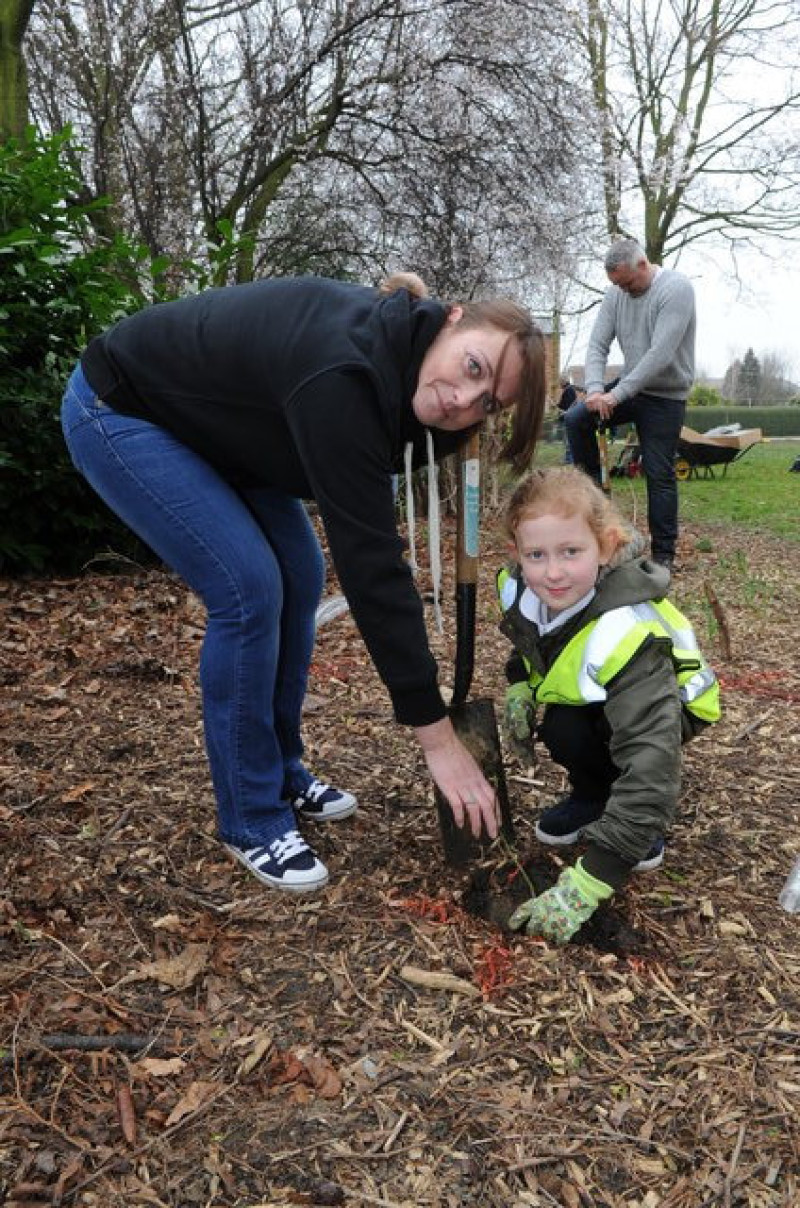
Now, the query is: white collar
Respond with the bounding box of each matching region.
[519,585,597,634]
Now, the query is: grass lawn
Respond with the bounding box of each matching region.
[534,433,800,542]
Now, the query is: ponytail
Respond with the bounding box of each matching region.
[378,271,429,299]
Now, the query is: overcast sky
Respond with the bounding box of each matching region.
[687,247,799,381]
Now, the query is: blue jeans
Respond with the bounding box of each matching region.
[564,392,685,560]
[61,365,325,847]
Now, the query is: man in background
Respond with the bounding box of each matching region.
[556,374,577,462]
[565,237,695,571]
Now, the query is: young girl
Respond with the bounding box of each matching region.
[497,466,719,944]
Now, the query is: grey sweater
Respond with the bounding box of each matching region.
[585,267,695,403]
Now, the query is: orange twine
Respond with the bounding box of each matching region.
[474,942,515,998]
[394,893,455,924]
[718,671,800,703]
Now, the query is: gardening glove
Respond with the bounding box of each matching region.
[504,681,536,755]
[508,859,614,945]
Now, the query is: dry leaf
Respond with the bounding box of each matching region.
[239,1031,274,1078]
[268,1049,308,1086]
[116,1084,136,1145]
[164,1080,217,1127]
[60,781,96,803]
[132,943,208,989]
[138,1057,186,1077]
[718,919,747,936]
[301,1054,342,1099]
[152,914,183,932]
[400,965,480,998]
[265,1048,342,1099]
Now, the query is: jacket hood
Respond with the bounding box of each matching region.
[588,537,671,617]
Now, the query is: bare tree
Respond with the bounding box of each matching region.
[372,1,586,304]
[0,0,35,139]
[576,0,800,264]
[25,0,582,288]
[757,348,798,400]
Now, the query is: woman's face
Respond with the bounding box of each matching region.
[412,308,523,430]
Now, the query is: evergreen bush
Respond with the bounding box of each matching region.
[683,405,800,436]
[0,129,163,572]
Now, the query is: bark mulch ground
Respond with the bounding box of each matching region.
[1,511,798,1207]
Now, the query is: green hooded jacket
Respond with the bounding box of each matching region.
[498,547,719,883]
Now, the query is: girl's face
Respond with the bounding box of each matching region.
[412,308,523,430]
[515,511,611,613]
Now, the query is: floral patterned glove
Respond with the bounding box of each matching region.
[504,681,536,752]
[508,859,614,945]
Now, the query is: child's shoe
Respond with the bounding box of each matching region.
[288,777,357,821]
[225,829,329,892]
[632,837,665,872]
[535,796,606,846]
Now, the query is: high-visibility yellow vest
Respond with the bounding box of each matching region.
[497,569,720,724]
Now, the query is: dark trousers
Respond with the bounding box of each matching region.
[538,704,618,803]
[564,393,686,560]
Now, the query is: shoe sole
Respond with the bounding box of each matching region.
[295,801,358,822]
[535,823,582,846]
[633,850,665,873]
[536,826,665,872]
[224,844,330,893]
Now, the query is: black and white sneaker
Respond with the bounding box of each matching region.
[633,837,665,872]
[537,799,665,872]
[289,777,357,821]
[224,830,329,893]
[535,796,606,846]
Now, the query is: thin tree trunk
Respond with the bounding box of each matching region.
[0,0,35,140]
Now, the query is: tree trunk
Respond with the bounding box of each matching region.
[0,0,34,140]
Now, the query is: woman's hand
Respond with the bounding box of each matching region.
[414,717,499,838]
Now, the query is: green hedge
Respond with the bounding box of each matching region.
[544,406,800,442]
[684,406,800,436]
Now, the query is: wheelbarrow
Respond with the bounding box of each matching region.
[609,429,642,479]
[674,425,763,481]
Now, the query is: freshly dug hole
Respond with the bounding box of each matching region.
[461,850,652,957]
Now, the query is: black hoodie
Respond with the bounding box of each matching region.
[82,277,463,726]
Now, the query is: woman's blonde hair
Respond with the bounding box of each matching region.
[505,465,631,551]
[379,271,429,298]
[379,273,547,471]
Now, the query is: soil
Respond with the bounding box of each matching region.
[1,511,799,1207]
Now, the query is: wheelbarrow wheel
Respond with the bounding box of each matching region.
[675,457,691,481]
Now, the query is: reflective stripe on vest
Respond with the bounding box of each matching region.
[497,571,720,722]
[498,570,517,613]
